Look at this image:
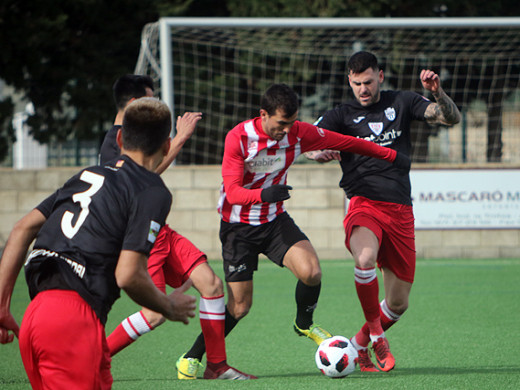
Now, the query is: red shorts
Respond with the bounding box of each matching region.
[344,196,416,283]
[19,290,112,390]
[148,225,207,292]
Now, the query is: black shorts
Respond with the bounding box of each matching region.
[220,212,308,282]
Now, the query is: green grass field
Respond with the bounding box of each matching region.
[2,258,520,389]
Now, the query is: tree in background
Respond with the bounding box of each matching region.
[0,0,518,163]
[0,0,159,161]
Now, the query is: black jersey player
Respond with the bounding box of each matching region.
[308,51,461,372]
[0,98,197,389]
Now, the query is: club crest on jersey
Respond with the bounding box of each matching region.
[385,107,396,121]
[316,127,326,137]
[368,122,384,135]
[247,141,258,155]
[148,220,161,244]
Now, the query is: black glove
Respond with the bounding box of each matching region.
[261,184,293,203]
[393,152,411,171]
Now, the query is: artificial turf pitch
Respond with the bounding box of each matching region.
[2,258,519,389]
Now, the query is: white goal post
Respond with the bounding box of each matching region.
[135,17,520,165]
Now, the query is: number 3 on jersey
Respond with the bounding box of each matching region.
[61,170,105,239]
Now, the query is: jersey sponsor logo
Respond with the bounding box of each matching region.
[25,248,59,265]
[353,116,365,123]
[26,249,86,279]
[361,128,402,146]
[148,220,161,243]
[368,122,384,135]
[315,127,326,137]
[384,107,396,121]
[247,154,284,174]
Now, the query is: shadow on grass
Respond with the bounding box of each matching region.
[390,366,520,376]
[234,365,520,380]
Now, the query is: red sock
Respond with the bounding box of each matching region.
[107,311,152,356]
[354,267,383,336]
[356,299,401,347]
[199,295,226,364]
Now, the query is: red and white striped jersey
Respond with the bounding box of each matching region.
[218,116,396,225]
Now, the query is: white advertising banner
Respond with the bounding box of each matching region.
[411,169,520,229]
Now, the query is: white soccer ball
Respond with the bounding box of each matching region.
[315,336,358,378]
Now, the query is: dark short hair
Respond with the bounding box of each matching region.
[122,98,171,156]
[347,51,380,74]
[260,83,299,117]
[113,74,154,111]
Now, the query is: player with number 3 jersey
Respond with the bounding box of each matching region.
[0,98,197,389]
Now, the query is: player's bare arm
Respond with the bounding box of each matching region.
[155,111,203,174]
[115,250,197,324]
[304,150,341,163]
[0,209,47,343]
[420,69,461,126]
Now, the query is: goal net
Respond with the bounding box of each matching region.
[135,18,520,165]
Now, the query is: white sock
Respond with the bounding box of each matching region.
[350,337,367,351]
[122,311,153,340]
[369,332,385,344]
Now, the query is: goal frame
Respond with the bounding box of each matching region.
[157,16,520,115]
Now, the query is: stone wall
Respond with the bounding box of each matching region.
[1,165,519,259]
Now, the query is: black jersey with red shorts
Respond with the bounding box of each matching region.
[98,124,207,290]
[316,90,432,283]
[25,155,172,325]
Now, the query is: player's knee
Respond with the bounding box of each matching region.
[227,299,251,320]
[208,276,224,296]
[230,304,250,320]
[386,298,408,315]
[196,274,224,298]
[297,265,322,286]
[354,251,377,269]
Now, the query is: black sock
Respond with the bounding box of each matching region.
[185,306,239,360]
[295,280,321,330]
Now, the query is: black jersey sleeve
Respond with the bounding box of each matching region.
[122,186,172,255]
[315,109,343,135]
[99,126,121,165]
[405,91,432,121]
[35,191,59,218]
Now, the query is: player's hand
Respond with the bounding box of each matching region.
[261,184,292,203]
[314,150,341,163]
[393,152,411,171]
[420,69,441,93]
[175,112,202,143]
[0,311,19,344]
[166,279,197,325]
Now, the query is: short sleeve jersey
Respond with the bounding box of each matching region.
[98,125,121,165]
[25,155,172,324]
[316,90,431,205]
[218,117,397,225]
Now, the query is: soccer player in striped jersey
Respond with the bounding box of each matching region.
[178,83,411,370]
[0,98,197,389]
[309,51,461,372]
[101,75,254,380]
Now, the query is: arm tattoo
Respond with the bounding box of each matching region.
[425,89,461,125]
